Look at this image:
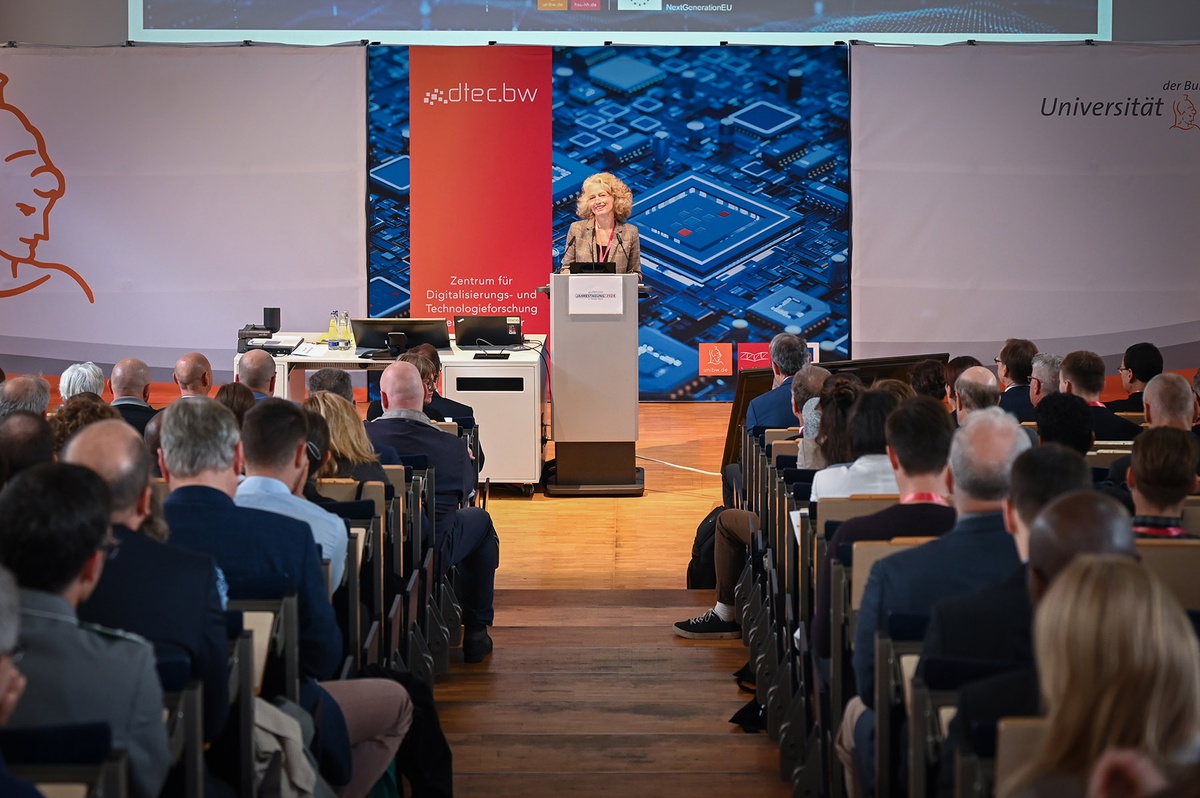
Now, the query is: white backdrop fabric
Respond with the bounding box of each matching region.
[849,42,1200,365]
[0,46,365,375]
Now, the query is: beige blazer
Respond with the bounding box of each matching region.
[560,219,642,275]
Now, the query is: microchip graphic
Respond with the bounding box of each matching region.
[727,101,802,139]
[631,173,801,282]
[807,181,849,213]
[638,327,698,396]
[760,134,810,170]
[552,151,593,206]
[747,287,831,333]
[589,56,667,96]
[605,133,651,165]
[790,147,836,179]
[370,156,410,196]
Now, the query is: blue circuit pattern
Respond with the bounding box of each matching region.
[551,45,852,399]
[366,45,853,400]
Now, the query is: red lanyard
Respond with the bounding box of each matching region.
[1134,525,1188,538]
[901,492,950,506]
[597,225,614,263]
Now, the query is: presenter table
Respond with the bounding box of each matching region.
[235,335,547,488]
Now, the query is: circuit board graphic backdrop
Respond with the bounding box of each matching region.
[367,45,851,400]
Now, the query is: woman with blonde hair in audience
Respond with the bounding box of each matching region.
[303,390,390,485]
[1004,554,1200,798]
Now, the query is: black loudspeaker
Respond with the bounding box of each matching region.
[263,307,281,334]
[386,332,408,356]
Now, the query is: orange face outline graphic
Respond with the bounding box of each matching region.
[1171,93,1199,132]
[1,72,94,303]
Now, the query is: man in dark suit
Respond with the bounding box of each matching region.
[236,349,277,401]
[839,406,1030,795]
[995,338,1038,422]
[108,357,159,435]
[1060,350,1143,441]
[64,419,229,744]
[1107,342,1163,413]
[366,360,500,663]
[933,491,1136,797]
[1106,373,1200,487]
[158,398,413,795]
[744,332,810,431]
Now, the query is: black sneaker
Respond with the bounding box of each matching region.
[463,626,493,663]
[673,609,741,640]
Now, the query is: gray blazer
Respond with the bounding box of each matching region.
[12,590,171,798]
[560,219,642,275]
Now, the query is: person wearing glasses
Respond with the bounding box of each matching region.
[1029,352,1063,410]
[1108,342,1164,413]
[995,338,1038,422]
[0,462,171,798]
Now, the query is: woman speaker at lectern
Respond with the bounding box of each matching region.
[560,172,642,276]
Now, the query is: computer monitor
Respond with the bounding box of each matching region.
[569,261,618,274]
[453,315,524,349]
[351,317,452,351]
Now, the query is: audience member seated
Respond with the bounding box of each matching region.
[870,378,917,405]
[941,490,1136,798]
[48,392,120,451]
[1060,350,1144,440]
[954,365,1002,428]
[398,352,447,422]
[1127,427,1200,538]
[792,364,831,434]
[810,390,904,502]
[0,411,54,477]
[308,367,356,405]
[1107,342,1164,413]
[236,349,277,402]
[799,374,864,470]
[366,361,500,663]
[1035,391,1094,455]
[158,398,412,795]
[839,407,1030,796]
[108,358,159,435]
[0,366,5,383]
[0,375,51,417]
[0,565,43,797]
[144,412,164,477]
[944,355,983,413]
[909,358,948,402]
[0,463,170,798]
[59,361,104,402]
[213,382,256,426]
[811,396,957,661]
[744,333,810,431]
[1106,373,1200,486]
[367,344,477,425]
[675,384,892,641]
[304,391,392,484]
[63,420,230,747]
[173,352,214,398]
[996,338,1038,422]
[1029,352,1062,409]
[235,399,350,590]
[1003,555,1200,797]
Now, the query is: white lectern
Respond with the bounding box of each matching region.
[547,272,643,496]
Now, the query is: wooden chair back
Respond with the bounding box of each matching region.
[1136,538,1200,610]
[995,717,1047,793]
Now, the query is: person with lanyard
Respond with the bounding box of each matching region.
[559,172,642,276]
[1127,426,1200,538]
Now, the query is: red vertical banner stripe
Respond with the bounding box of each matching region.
[410,46,552,334]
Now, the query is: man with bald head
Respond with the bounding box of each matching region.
[109,358,159,435]
[0,375,51,417]
[953,365,1000,424]
[63,420,229,748]
[173,352,213,398]
[0,411,54,477]
[932,489,1136,796]
[1107,372,1200,486]
[366,361,500,663]
[236,349,277,401]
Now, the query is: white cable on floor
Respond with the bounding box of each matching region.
[635,454,721,476]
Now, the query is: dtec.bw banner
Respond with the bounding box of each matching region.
[409,46,551,333]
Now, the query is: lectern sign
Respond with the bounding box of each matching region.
[566,275,624,316]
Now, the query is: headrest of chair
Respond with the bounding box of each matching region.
[885,612,930,642]
[0,722,112,765]
[155,652,194,692]
[230,574,292,601]
[922,656,1019,691]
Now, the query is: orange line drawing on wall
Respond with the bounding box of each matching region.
[1,72,94,303]
[1171,94,1199,132]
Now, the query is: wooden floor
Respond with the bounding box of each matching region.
[437,403,791,796]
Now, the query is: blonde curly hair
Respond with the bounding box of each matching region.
[575,172,633,222]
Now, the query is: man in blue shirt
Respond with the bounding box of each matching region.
[235,399,349,590]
